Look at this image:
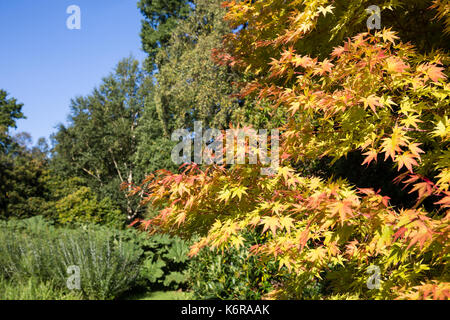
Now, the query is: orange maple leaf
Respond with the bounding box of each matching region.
[362,149,378,166]
[328,199,354,222]
[381,128,408,161]
[345,239,359,257]
[435,192,450,208]
[396,152,418,173]
[408,143,425,159]
[409,181,434,199]
[331,46,345,58]
[360,95,382,113]
[407,227,434,250]
[293,55,315,68]
[316,59,334,75]
[385,57,409,73]
[393,226,408,242]
[426,64,446,82]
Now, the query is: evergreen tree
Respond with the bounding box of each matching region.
[138,0,192,73]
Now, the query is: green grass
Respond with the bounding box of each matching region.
[124,290,194,300]
[0,276,84,300]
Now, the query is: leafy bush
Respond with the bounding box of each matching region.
[54,185,125,228]
[137,233,191,291]
[187,232,279,300]
[0,217,141,299]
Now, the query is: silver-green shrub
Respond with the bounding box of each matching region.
[0,217,142,299]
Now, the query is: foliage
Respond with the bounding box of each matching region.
[136,0,274,183]
[48,177,125,228]
[0,91,50,219]
[132,0,450,300]
[432,0,450,35]
[215,0,450,207]
[51,57,150,220]
[138,0,192,73]
[137,233,191,290]
[141,0,284,137]
[0,217,142,299]
[0,133,51,219]
[0,90,24,153]
[0,276,83,300]
[219,0,449,69]
[133,87,178,175]
[187,231,279,300]
[152,0,243,135]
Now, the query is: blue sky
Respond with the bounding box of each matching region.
[0,0,147,144]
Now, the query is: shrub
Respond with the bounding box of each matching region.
[0,218,142,299]
[54,186,125,228]
[187,232,279,300]
[0,217,195,299]
[137,233,191,291]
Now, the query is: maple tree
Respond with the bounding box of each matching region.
[131,0,450,299]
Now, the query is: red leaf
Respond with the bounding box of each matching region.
[393,226,407,241]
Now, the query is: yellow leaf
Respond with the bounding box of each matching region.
[231,186,248,200]
[317,5,335,17]
[218,187,231,203]
[279,216,295,233]
[308,247,327,263]
[260,216,281,236]
[278,166,295,182]
[432,117,450,139]
[380,28,399,44]
[401,114,423,129]
[278,255,293,272]
[381,126,408,161]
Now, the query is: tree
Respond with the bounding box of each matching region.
[0,90,24,153]
[0,91,49,219]
[136,0,267,178]
[219,0,449,74]
[216,0,450,208]
[138,0,192,73]
[52,57,149,220]
[132,0,450,299]
[133,84,178,175]
[152,0,242,135]
[49,177,124,227]
[138,0,280,166]
[0,132,51,219]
